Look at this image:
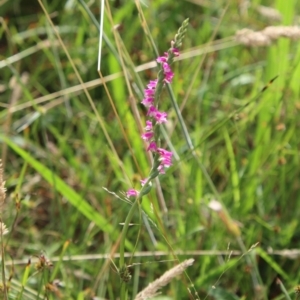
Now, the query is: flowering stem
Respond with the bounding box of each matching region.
[119,19,189,300]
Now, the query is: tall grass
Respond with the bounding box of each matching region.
[0,0,300,299]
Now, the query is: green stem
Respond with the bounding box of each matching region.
[236,237,267,300]
[119,198,139,300]
[119,198,139,268]
[120,282,128,300]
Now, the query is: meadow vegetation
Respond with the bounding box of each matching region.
[0,0,300,299]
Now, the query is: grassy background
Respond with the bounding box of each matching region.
[1,0,300,299]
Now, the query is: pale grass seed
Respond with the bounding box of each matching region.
[135,258,194,300]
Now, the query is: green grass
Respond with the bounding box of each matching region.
[1,0,300,299]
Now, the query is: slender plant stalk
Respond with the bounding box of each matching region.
[0,161,7,299]
[119,198,140,268]
[118,19,189,300]
[276,278,292,300]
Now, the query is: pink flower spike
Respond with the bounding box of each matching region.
[147,141,157,152]
[145,120,153,131]
[126,189,139,197]
[154,111,168,124]
[141,131,154,141]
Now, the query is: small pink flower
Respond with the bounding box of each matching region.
[144,88,155,97]
[154,111,167,124]
[160,156,172,168]
[156,55,168,63]
[141,97,154,107]
[144,120,153,131]
[141,131,154,141]
[162,62,171,72]
[147,106,158,118]
[164,72,174,83]
[126,189,139,197]
[162,63,174,83]
[158,62,173,83]
[141,84,157,107]
[157,148,173,169]
[165,77,172,83]
[147,80,158,89]
[147,141,157,152]
[172,47,180,56]
[157,148,171,156]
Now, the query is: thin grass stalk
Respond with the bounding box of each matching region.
[0,160,7,299]
[77,0,120,64]
[276,278,292,300]
[50,240,70,282]
[0,228,7,298]
[119,197,140,300]
[97,0,105,71]
[5,161,26,250]
[17,260,31,300]
[236,237,267,300]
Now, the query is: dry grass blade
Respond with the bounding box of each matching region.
[135,258,194,300]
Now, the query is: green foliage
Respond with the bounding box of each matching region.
[0,0,300,299]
